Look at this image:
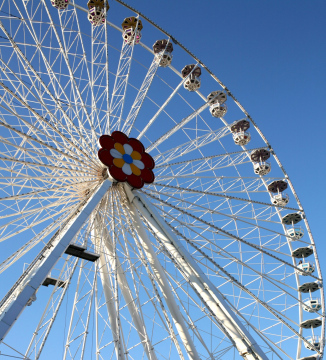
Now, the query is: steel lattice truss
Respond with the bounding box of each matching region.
[0,1,323,360]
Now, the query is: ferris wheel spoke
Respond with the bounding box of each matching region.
[153,176,282,194]
[141,190,321,281]
[137,62,200,141]
[152,124,231,165]
[0,156,96,177]
[143,188,293,244]
[57,2,106,143]
[26,0,97,149]
[155,153,253,177]
[0,196,77,237]
[143,220,232,357]
[153,201,299,290]
[0,179,111,343]
[0,182,81,208]
[24,256,79,360]
[113,192,162,359]
[122,44,169,136]
[93,195,130,359]
[90,21,110,137]
[0,210,73,275]
[151,182,300,211]
[0,126,96,170]
[0,82,95,162]
[155,147,266,169]
[93,196,130,359]
[154,229,286,360]
[0,59,95,162]
[127,189,268,360]
[140,202,321,358]
[95,256,129,359]
[119,188,201,360]
[63,259,97,360]
[146,101,213,154]
[109,20,140,134]
[118,198,188,359]
[193,252,300,329]
[162,275,222,360]
[160,211,306,303]
[0,174,96,184]
[0,202,77,244]
[0,188,86,206]
[94,206,159,360]
[0,136,97,173]
[0,22,95,158]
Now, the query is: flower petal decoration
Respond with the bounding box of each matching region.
[98,131,155,189]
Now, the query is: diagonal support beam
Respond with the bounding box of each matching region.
[109,19,140,133]
[0,179,112,342]
[122,56,161,136]
[94,213,158,360]
[124,185,268,360]
[123,190,200,360]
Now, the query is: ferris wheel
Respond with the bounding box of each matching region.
[0,0,323,359]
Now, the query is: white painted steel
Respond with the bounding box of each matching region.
[94,214,158,360]
[122,55,162,136]
[109,18,139,133]
[127,187,267,360]
[0,1,323,359]
[24,257,79,359]
[0,179,111,342]
[136,62,199,142]
[125,194,201,360]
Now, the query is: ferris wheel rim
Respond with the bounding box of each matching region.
[0,1,323,359]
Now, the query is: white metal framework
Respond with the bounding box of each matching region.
[0,1,323,359]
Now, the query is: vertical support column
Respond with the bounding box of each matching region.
[94,216,127,360]
[94,212,158,360]
[127,187,268,360]
[122,55,162,136]
[108,19,139,133]
[0,179,111,342]
[125,198,201,360]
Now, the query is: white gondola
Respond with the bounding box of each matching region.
[207,91,227,118]
[303,298,322,313]
[253,162,271,175]
[209,103,227,118]
[122,16,143,44]
[123,28,142,44]
[271,193,289,206]
[232,130,251,145]
[87,0,109,26]
[207,90,227,104]
[251,149,271,175]
[153,40,174,67]
[88,7,106,26]
[231,119,251,145]
[182,65,201,91]
[304,336,322,351]
[184,76,201,91]
[51,0,69,10]
[297,262,315,276]
[155,51,173,67]
[287,226,304,240]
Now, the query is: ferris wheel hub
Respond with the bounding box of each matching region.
[98,132,155,189]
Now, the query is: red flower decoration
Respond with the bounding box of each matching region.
[98,131,155,189]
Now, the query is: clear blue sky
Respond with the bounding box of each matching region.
[0,1,325,358]
[122,0,326,277]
